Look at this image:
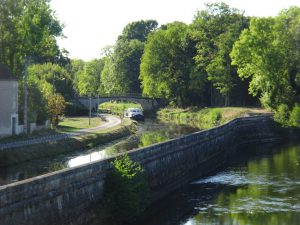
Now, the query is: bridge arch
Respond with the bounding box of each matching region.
[78,95,161,112]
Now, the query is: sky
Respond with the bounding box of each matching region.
[50,0,300,61]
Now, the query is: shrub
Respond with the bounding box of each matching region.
[274,104,290,126]
[289,104,300,127]
[104,154,150,223]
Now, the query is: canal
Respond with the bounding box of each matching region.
[0,118,199,185]
[133,142,300,225]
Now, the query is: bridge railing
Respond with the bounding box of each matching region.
[80,93,147,99]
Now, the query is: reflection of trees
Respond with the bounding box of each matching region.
[139,131,169,148]
[138,123,198,148]
[192,145,300,225]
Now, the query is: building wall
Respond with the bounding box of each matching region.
[0,116,278,225]
[0,80,18,137]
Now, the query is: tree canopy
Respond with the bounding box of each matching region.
[231,7,300,109]
[140,22,195,106]
[191,2,249,106]
[101,20,158,95]
[0,0,67,76]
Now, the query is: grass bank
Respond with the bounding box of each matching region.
[0,118,136,166]
[157,107,271,129]
[57,116,105,132]
[0,116,105,143]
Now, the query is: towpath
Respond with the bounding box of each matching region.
[0,114,121,150]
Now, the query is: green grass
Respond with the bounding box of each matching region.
[99,101,142,116]
[57,116,104,132]
[157,107,271,129]
[0,116,105,143]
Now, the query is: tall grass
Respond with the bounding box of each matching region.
[157,107,269,129]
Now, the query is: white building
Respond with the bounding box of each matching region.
[0,64,19,137]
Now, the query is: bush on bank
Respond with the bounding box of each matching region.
[274,104,300,127]
[103,154,150,224]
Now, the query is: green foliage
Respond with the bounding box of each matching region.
[139,131,168,148]
[231,7,300,110]
[157,107,268,129]
[28,63,71,98]
[101,20,158,96]
[0,0,67,76]
[140,22,196,107]
[191,2,249,106]
[157,107,223,129]
[289,104,300,127]
[274,104,290,126]
[18,79,48,124]
[47,93,66,127]
[119,20,158,42]
[77,59,105,96]
[104,154,150,223]
[69,59,86,94]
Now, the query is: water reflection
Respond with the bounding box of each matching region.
[0,118,198,185]
[136,143,300,225]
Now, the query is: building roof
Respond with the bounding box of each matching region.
[0,64,18,81]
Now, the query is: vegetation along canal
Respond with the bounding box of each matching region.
[132,142,300,225]
[0,118,198,185]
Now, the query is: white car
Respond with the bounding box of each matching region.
[124,108,144,120]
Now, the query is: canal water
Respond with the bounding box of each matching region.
[134,142,300,225]
[0,118,199,185]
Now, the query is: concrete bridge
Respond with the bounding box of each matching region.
[78,94,163,111]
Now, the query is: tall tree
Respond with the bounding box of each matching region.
[191,3,249,106]
[118,20,158,42]
[77,59,105,96]
[28,63,71,98]
[101,20,158,95]
[231,7,300,109]
[140,22,196,107]
[69,59,85,95]
[0,0,67,76]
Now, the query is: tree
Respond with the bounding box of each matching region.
[118,20,158,42]
[77,59,105,96]
[231,7,300,110]
[18,63,69,125]
[140,22,197,107]
[28,63,71,98]
[18,78,48,125]
[0,0,67,76]
[47,93,66,127]
[69,59,85,95]
[101,20,158,95]
[191,3,249,106]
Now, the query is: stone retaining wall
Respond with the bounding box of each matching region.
[0,116,277,225]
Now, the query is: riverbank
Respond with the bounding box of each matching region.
[0,116,279,225]
[0,118,136,166]
[157,107,271,129]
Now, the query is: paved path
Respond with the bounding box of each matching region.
[0,115,122,150]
